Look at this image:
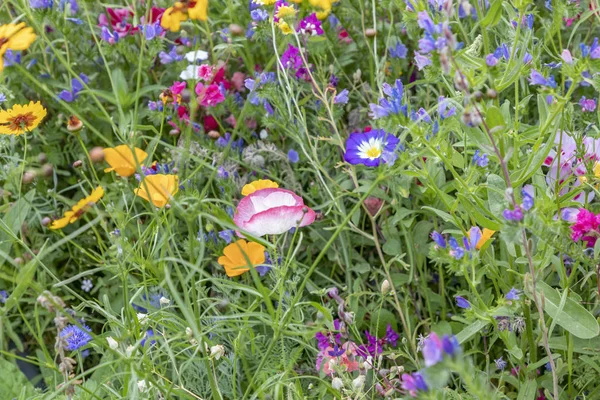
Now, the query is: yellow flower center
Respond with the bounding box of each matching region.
[365,146,382,158]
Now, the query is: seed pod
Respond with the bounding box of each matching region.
[208,130,220,139]
[41,164,53,177]
[365,28,377,37]
[89,147,104,163]
[73,160,83,168]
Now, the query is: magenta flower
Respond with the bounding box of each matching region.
[195,83,225,107]
[571,209,600,246]
[233,188,316,237]
[281,44,303,70]
[170,81,186,96]
[298,13,324,36]
[198,65,214,81]
[579,96,597,112]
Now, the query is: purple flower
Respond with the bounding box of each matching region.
[59,0,78,14]
[579,96,597,112]
[441,335,460,356]
[60,324,92,351]
[159,46,183,64]
[334,89,349,104]
[30,0,53,8]
[389,41,407,59]
[503,207,524,221]
[505,287,521,301]
[473,150,489,167]
[218,229,234,244]
[431,231,446,248]
[417,11,438,35]
[287,149,299,163]
[298,13,323,36]
[438,96,456,119]
[281,44,303,71]
[561,49,573,64]
[327,344,345,356]
[466,226,482,252]
[141,328,156,347]
[0,290,8,303]
[344,129,400,167]
[3,50,21,67]
[414,51,432,70]
[495,356,507,370]
[448,237,464,259]
[101,26,119,44]
[455,296,471,309]
[528,69,556,88]
[315,332,330,350]
[486,54,499,67]
[422,333,443,366]
[251,9,269,21]
[369,79,407,119]
[217,166,229,179]
[401,372,428,395]
[385,324,399,347]
[142,22,163,40]
[522,185,534,211]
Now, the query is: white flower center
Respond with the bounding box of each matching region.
[357,137,385,160]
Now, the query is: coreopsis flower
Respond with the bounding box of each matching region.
[134,174,179,208]
[233,188,316,237]
[217,239,266,277]
[0,101,47,135]
[103,145,148,177]
[0,23,37,72]
[60,324,92,351]
[343,129,400,167]
[49,186,104,230]
[241,179,279,196]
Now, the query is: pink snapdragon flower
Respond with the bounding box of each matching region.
[233,188,316,237]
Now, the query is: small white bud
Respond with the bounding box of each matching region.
[186,327,193,337]
[126,345,135,357]
[331,377,343,390]
[210,344,225,360]
[137,379,147,393]
[159,296,170,306]
[352,375,366,390]
[381,279,391,295]
[137,313,148,325]
[259,129,268,140]
[106,337,118,350]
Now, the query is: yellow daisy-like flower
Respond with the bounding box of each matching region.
[0,101,47,135]
[276,5,296,19]
[49,187,104,230]
[161,5,189,32]
[218,239,266,277]
[134,174,179,208]
[0,23,37,72]
[277,21,293,35]
[188,0,208,21]
[103,145,148,177]
[241,179,279,196]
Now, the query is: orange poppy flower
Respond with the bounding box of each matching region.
[103,145,148,177]
[134,174,179,208]
[217,239,266,277]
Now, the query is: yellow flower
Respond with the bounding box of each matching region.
[255,0,277,5]
[289,0,303,3]
[0,23,36,72]
[309,0,334,19]
[103,145,148,177]
[468,228,495,250]
[276,5,296,19]
[134,174,179,208]
[241,179,279,196]
[161,6,189,32]
[188,0,208,21]
[218,239,266,277]
[49,187,104,230]
[277,21,293,35]
[0,101,47,135]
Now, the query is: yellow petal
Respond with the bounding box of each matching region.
[103,145,148,177]
[241,179,279,196]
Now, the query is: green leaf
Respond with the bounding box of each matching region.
[0,358,35,399]
[486,106,505,130]
[0,190,34,265]
[517,379,537,400]
[370,308,398,338]
[526,281,600,339]
[456,320,489,344]
[421,206,454,224]
[487,174,506,217]
[481,0,503,27]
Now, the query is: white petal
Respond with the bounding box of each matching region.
[184,50,209,62]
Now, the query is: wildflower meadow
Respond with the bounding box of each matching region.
[2,0,600,398]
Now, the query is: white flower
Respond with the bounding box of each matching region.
[180,65,200,80]
[184,50,209,62]
[137,313,148,325]
[209,344,225,360]
[106,337,118,350]
[259,129,268,140]
[126,345,136,357]
[352,375,365,390]
[137,379,147,393]
[331,377,343,390]
[81,278,93,292]
[159,296,170,306]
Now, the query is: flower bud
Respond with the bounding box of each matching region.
[22,171,36,184]
[90,147,104,163]
[41,217,52,227]
[41,164,53,177]
[159,296,170,306]
[331,377,343,390]
[208,130,220,139]
[210,344,225,360]
[229,23,244,36]
[169,129,180,136]
[365,28,377,37]
[352,375,366,390]
[73,160,83,168]
[381,279,391,295]
[107,337,119,350]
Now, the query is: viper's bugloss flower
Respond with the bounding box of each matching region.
[334,89,349,104]
[389,41,407,59]
[369,79,407,118]
[455,296,471,309]
[431,231,446,248]
[233,188,316,237]
[159,46,183,64]
[505,288,521,301]
[30,0,53,8]
[472,150,489,167]
[495,356,507,370]
[579,96,597,112]
[343,129,400,167]
[251,9,269,21]
[528,69,556,88]
[217,239,266,277]
[287,149,299,163]
[401,372,428,397]
[413,51,432,70]
[60,324,92,351]
[0,290,8,303]
[103,145,148,177]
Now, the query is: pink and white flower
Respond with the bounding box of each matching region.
[233,188,316,237]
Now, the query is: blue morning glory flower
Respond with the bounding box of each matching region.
[344,129,401,167]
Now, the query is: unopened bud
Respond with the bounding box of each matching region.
[365,28,377,37]
[89,147,104,163]
[332,377,343,390]
[22,171,36,184]
[229,23,244,36]
[169,129,180,136]
[381,279,391,294]
[41,217,52,226]
[208,130,220,139]
[352,375,366,390]
[41,164,53,177]
[73,160,83,168]
[107,337,119,350]
[38,153,47,163]
[486,88,497,99]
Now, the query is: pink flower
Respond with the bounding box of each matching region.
[571,209,600,246]
[170,81,186,96]
[233,188,316,237]
[198,65,214,81]
[315,342,360,376]
[195,83,225,107]
[231,72,246,92]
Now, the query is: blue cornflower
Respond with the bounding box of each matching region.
[287,149,299,163]
[369,79,407,119]
[505,288,521,301]
[495,356,507,370]
[344,129,400,167]
[389,41,407,59]
[472,150,489,167]
[60,324,92,351]
[455,296,471,309]
[334,89,349,104]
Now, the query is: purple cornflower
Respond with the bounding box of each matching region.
[327,344,345,356]
[528,70,556,88]
[281,44,303,71]
[343,129,400,167]
[389,41,408,59]
[58,73,89,103]
[505,288,521,301]
[369,79,407,119]
[60,324,92,351]
[431,231,446,248]
[455,296,471,309]
[472,150,489,167]
[334,89,349,104]
[579,96,597,112]
[287,149,299,163]
[298,13,323,36]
